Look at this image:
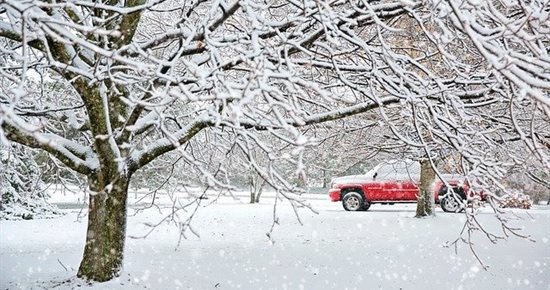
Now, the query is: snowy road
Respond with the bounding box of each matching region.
[1,197,549,290]
[48,188,329,210]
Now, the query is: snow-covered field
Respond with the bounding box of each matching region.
[1,190,549,290]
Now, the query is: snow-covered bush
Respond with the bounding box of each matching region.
[498,192,532,209]
[0,145,60,220]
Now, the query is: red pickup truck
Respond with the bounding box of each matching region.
[328,160,481,212]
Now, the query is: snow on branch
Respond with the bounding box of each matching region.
[1,111,97,175]
[0,0,547,193]
[439,0,550,115]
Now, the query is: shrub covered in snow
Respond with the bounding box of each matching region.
[0,145,61,220]
[498,192,532,209]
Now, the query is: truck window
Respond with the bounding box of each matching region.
[376,161,420,181]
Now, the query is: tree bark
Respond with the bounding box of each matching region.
[77,175,130,282]
[415,159,436,218]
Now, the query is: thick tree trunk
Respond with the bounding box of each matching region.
[77,175,130,282]
[415,159,436,218]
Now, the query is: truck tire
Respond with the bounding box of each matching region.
[342,191,369,211]
[439,186,465,213]
[440,196,461,212]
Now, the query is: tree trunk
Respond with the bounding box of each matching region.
[415,159,436,218]
[77,175,130,282]
[322,169,328,188]
[249,174,256,204]
[254,180,265,203]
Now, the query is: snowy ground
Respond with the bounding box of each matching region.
[1,189,549,290]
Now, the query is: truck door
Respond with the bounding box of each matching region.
[378,161,420,201]
[375,163,400,200]
[400,181,419,201]
[362,182,384,201]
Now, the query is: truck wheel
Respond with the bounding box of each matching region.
[440,196,461,212]
[342,191,368,211]
[361,202,371,211]
[439,186,465,213]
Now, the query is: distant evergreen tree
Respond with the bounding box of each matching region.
[0,145,59,220]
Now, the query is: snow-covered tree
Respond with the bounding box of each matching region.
[0,144,59,220]
[0,0,547,282]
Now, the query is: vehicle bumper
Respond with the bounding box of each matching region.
[329,188,341,201]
